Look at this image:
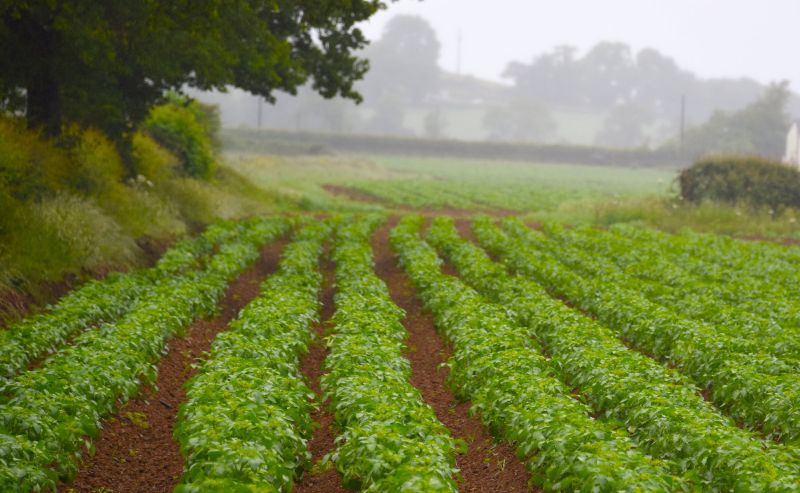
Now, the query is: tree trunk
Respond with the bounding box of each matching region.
[10,13,63,136]
[26,74,61,136]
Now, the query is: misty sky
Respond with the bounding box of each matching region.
[361,0,800,89]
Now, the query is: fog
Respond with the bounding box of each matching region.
[197,0,799,155]
[362,0,800,87]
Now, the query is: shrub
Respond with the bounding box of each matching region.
[131,130,179,182]
[143,94,217,179]
[678,155,800,210]
[60,126,126,195]
[0,117,69,200]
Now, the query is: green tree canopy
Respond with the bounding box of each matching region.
[679,81,791,158]
[504,42,767,124]
[360,14,441,105]
[0,1,390,139]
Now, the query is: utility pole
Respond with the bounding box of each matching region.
[679,94,686,151]
[257,95,263,130]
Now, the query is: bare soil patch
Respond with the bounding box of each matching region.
[61,238,287,493]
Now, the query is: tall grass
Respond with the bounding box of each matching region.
[0,105,282,325]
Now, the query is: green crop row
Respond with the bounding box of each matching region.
[472,216,800,444]
[0,217,287,492]
[174,219,327,492]
[543,224,800,365]
[323,216,459,492]
[0,219,243,380]
[428,217,800,492]
[608,224,800,330]
[391,216,687,492]
[611,223,800,292]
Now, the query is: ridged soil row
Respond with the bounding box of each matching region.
[62,239,288,493]
[373,217,534,493]
[294,251,349,493]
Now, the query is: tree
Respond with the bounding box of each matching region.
[0,1,390,142]
[579,42,636,107]
[360,15,441,105]
[504,41,780,126]
[678,82,791,158]
[504,45,583,107]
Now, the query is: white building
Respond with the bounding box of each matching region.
[784,122,800,167]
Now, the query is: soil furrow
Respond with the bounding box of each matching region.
[294,253,348,493]
[61,238,287,493]
[373,217,534,493]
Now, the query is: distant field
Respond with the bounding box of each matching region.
[226,151,800,237]
[350,155,673,217]
[226,152,675,220]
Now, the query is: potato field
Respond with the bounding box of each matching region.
[2,214,800,492]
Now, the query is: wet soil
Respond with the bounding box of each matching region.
[61,239,287,493]
[294,254,349,493]
[372,218,535,493]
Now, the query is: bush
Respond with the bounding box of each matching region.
[60,126,126,194]
[131,130,179,182]
[143,94,217,179]
[678,155,800,210]
[0,117,69,200]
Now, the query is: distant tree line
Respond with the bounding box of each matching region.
[504,42,768,124]
[226,14,797,158]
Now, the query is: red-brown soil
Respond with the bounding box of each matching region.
[372,218,535,493]
[294,254,349,493]
[60,238,287,493]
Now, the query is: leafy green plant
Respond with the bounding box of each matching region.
[143,95,216,180]
[324,216,458,492]
[473,216,800,444]
[175,219,326,492]
[541,223,800,365]
[428,216,800,491]
[390,216,686,492]
[0,217,287,491]
[0,219,248,381]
